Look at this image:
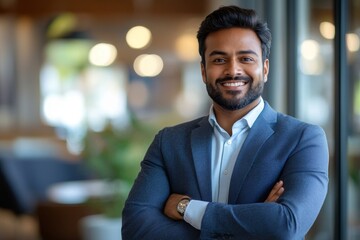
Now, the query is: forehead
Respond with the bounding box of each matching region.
[204,28,262,56]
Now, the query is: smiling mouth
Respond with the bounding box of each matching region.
[221,80,248,87]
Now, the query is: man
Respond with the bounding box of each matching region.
[122,5,328,240]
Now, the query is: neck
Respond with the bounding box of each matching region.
[213,98,260,135]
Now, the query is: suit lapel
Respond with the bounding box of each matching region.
[228,103,277,203]
[191,117,213,201]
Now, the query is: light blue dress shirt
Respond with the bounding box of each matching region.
[184,98,264,230]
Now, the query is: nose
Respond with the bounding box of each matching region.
[224,58,241,77]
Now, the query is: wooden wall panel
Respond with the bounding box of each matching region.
[1,0,207,18]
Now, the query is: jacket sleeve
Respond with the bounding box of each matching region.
[121,129,200,240]
[200,125,329,240]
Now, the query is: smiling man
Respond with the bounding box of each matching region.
[202,27,268,135]
[122,6,329,240]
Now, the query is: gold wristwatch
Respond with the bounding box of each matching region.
[176,197,190,216]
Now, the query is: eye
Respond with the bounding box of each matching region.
[241,57,254,62]
[212,58,226,64]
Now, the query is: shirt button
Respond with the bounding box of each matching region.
[227,140,232,145]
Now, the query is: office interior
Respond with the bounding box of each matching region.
[0,0,359,239]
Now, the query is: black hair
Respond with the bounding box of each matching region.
[197,5,271,63]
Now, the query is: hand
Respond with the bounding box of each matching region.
[164,193,189,220]
[264,180,284,202]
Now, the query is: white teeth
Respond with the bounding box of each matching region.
[223,82,245,87]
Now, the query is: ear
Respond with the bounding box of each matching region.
[263,59,269,82]
[201,62,206,83]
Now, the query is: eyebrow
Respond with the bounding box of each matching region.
[209,50,259,57]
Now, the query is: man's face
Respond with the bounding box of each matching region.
[201,27,269,111]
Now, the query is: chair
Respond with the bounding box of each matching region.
[0,154,97,240]
[0,154,93,214]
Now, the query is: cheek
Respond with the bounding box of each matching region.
[204,66,222,81]
[246,65,264,78]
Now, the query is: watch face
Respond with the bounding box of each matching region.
[177,198,190,216]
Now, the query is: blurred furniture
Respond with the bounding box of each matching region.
[0,154,96,240]
[36,201,97,240]
[47,179,122,240]
[0,154,92,214]
[47,179,114,204]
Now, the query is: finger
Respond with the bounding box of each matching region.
[268,180,283,197]
[272,187,284,201]
[265,187,283,202]
[265,180,284,202]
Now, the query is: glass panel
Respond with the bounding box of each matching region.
[348,0,360,239]
[295,0,335,239]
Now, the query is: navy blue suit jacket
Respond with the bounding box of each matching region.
[122,102,329,240]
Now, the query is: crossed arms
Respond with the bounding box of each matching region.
[122,123,329,240]
[163,180,284,221]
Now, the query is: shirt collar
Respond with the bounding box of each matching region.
[208,97,264,129]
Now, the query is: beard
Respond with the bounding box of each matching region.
[205,75,264,111]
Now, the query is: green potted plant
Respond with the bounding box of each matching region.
[80,119,155,239]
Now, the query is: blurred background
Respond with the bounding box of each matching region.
[0,0,359,239]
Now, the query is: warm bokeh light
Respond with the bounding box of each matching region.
[301,39,320,60]
[319,21,335,40]
[89,43,118,66]
[133,54,164,77]
[126,26,152,49]
[299,40,324,75]
[347,33,360,52]
[175,33,199,61]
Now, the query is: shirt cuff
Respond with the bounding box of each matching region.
[183,200,209,230]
